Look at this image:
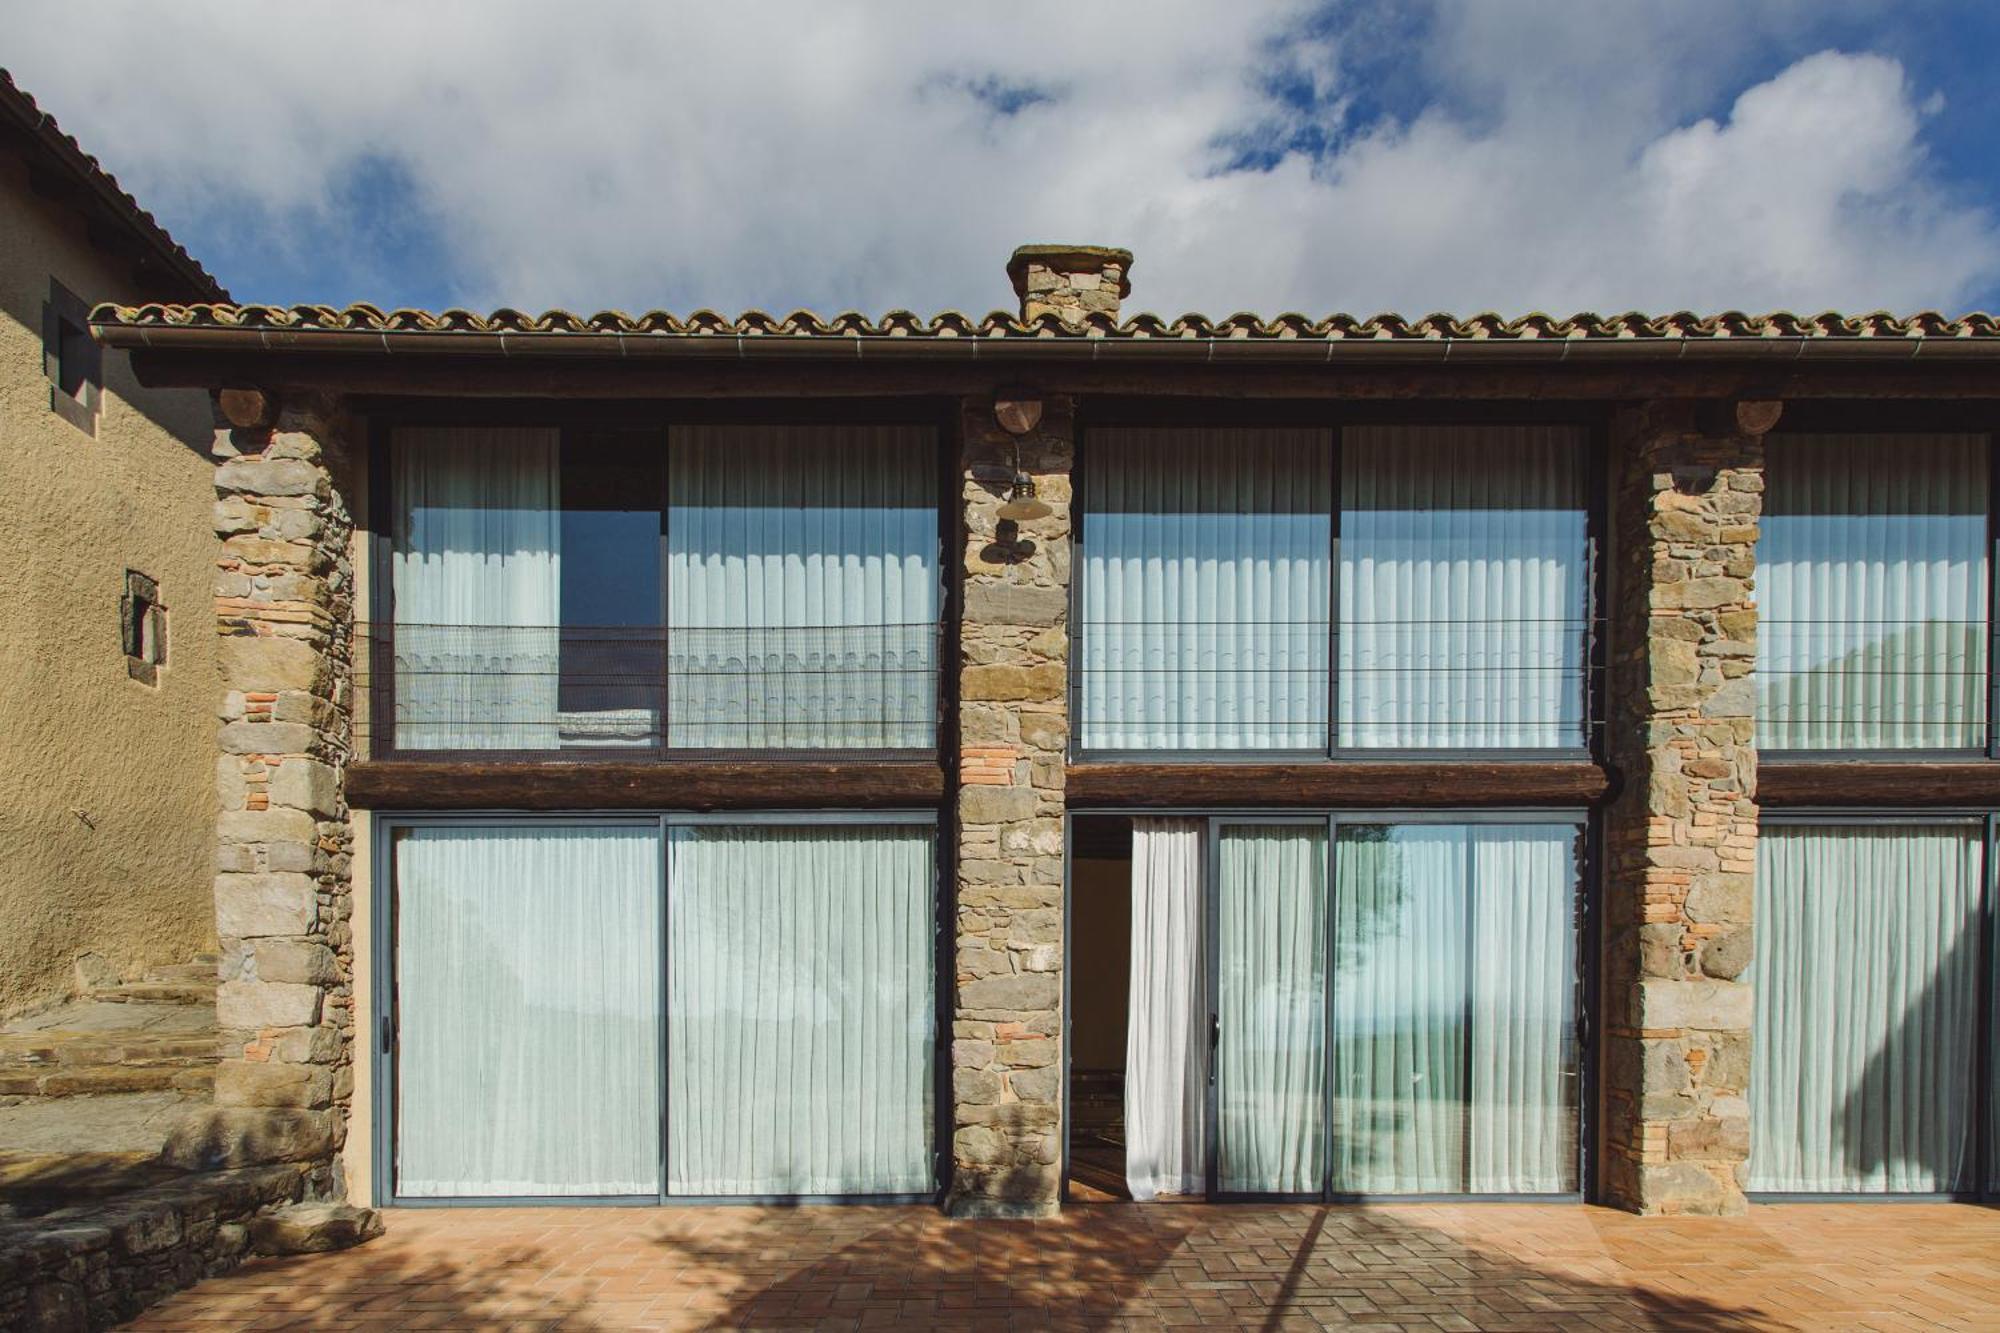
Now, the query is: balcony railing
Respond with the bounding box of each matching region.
[1757,617,1989,751]
[1076,617,1601,752]
[357,622,940,758]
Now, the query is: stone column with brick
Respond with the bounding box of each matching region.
[947,246,1127,1216]
[1600,400,1765,1215]
[166,393,359,1199]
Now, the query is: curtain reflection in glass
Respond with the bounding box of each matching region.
[1216,825,1327,1193]
[1330,824,1578,1194]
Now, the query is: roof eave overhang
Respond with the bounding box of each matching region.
[88,325,2000,364]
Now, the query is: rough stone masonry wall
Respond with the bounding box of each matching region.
[949,394,1073,1217]
[164,397,357,1196]
[1601,401,1762,1216]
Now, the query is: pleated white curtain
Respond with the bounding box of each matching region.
[391,427,562,750]
[1468,828,1578,1193]
[1216,825,1327,1193]
[667,426,938,749]
[394,825,661,1197]
[666,824,934,1195]
[1750,825,1981,1193]
[1339,426,1587,749]
[1758,435,1989,750]
[1081,428,1331,751]
[1331,824,1579,1194]
[1125,818,1207,1200]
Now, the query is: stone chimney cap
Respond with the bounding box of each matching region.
[1006,244,1135,300]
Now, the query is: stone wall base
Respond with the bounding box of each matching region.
[0,1163,305,1331]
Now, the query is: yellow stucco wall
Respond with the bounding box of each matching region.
[0,152,220,1018]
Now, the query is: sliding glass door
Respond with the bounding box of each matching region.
[1194,813,1584,1200]
[384,814,937,1203]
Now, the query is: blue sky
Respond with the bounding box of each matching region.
[7,1,1998,316]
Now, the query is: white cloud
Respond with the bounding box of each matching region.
[4,0,1993,314]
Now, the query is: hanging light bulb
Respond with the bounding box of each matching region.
[997,472,1052,522]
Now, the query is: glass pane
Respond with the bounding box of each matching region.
[667,824,935,1195]
[1081,428,1332,751]
[391,427,563,750]
[668,426,938,749]
[558,430,665,749]
[1340,427,1589,749]
[1331,824,1579,1194]
[1751,824,1981,1193]
[1759,435,1989,750]
[1216,824,1328,1193]
[394,824,661,1197]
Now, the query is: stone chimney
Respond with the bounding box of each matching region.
[1006,244,1133,324]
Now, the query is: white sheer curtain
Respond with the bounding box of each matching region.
[1081,428,1331,751]
[1339,426,1587,749]
[1758,435,1988,750]
[391,427,561,750]
[667,426,937,749]
[1469,828,1578,1193]
[1332,824,1579,1194]
[394,824,661,1197]
[1751,824,1981,1193]
[1125,818,1206,1200]
[667,823,934,1195]
[1216,824,1326,1193]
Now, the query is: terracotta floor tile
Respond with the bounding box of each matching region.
[116,1200,2000,1331]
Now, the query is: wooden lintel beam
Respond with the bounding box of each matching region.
[346,760,947,811]
[1758,762,2000,807]
[1065,761,1613,809]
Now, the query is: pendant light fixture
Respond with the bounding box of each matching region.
[992,386,1052,522]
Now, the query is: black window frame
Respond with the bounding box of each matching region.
[1068,403,1609,765]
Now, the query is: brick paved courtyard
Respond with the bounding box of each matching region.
[129,1201,2000,1331]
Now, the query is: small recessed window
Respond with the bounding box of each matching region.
[43,279,101,435]
[122,571,166,685]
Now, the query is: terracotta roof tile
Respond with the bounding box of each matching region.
[1,68,226,301]
[88,301,2000,341]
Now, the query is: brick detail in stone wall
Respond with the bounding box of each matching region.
[949,394,1072,1218]
[1601,401,1762,1217]
[165,398,357,1197]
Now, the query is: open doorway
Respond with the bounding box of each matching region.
[1067,816,1134,1201]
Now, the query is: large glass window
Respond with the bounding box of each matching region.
[386,816,937,1202]
[1197,815,1583,1199]
[384,423,938,754]
[1080,428,1331,751]
[1329,823,1580,1194]
[1758,434,1990,751]
[1750,822,1984,1194]
[1078,424,1591,754]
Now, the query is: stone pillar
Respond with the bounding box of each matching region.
[166,394,357,1197]
[948,391,1073,1217]
[1600,401,1763,1215]
[1006,244,1133,325]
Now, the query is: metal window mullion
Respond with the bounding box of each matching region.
[1986,432,1999,760]
[1328,425,1342,758]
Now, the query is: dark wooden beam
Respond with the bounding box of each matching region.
[1066,761,1613,808]
[1758,761,2000,807]
[346,759,946,811]
[123,349,2000,403]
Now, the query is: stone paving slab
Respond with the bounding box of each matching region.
[127,1201,2000,1330]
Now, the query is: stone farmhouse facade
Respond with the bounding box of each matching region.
[81,241,2000,1228]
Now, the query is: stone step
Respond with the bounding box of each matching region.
[88,980,215,1005]
[141,959,220,985]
